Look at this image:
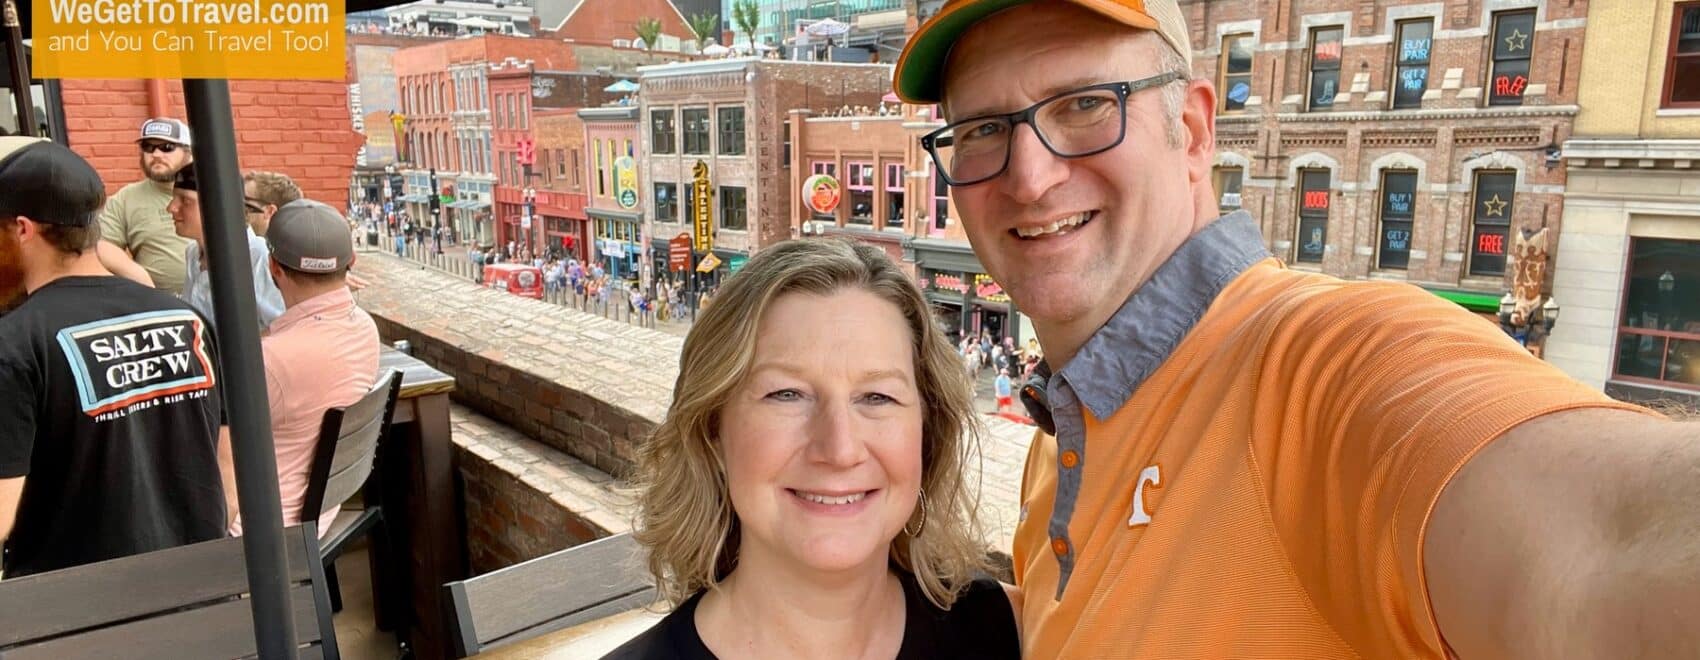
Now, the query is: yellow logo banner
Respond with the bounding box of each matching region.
[32,0,346,79]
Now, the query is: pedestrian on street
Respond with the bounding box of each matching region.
[994,368,1014,413]
[394,231,406,258]
[895,0,1700,656]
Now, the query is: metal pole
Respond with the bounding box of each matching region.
[3,0,37,137]
[182,79,299,660]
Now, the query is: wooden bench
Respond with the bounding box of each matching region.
[0,525,339,660]
[442,532,653,657]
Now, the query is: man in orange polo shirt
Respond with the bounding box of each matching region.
[894,1,1699,657]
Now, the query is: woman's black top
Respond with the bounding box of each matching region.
[602,575,1019,659]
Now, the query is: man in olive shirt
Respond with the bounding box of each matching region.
[97,118,194,291]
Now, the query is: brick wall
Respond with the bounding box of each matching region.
[555,0,694,47]
[62,79,359,210]
[1179,0,1583,291]
[535,110,589,195]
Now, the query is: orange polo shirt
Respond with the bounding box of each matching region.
[1012,214,1644,658]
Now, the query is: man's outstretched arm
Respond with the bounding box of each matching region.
[1426,407,1700,659]
[96,241,153,287]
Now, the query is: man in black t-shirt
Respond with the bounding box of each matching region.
[0,136,229,578]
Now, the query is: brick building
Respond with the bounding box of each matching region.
[348,33,451,209]
[393,35,579,243]
[537,0,696,50]
[521,107,591,261]
[1182,0,1585,300]
[580,106,646,279]
[62,80,359,209]
[639,58,890,291]
[1546,0,1700,404]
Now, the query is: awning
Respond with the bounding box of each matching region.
[1423,287,1501,314]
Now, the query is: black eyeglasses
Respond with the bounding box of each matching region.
[243,199,267,214]
[921,71,1185,187]
[140,142,179,154]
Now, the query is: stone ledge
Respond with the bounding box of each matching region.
[451,403,636,574]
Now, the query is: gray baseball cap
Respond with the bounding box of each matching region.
[267,199,354,273]
[138,118,192,146]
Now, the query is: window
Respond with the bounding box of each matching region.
[571,148,581,187]
[1212,166,1243,213]
[651,110,676,154]
[1219,33,1254,112]
[885,163,905,228]
[933,172,950,230]
[1615,238,1700,389]
[1392,19,1433,109]
[782,119,791,166]
[1294,169,1330,264]
[1467,171,1515,276]
[683,108,711,154]
[1665,2,1700,107]
[719,186,747,230]
[506,93,518,127]
[1376,171,1418,270]
[718,106,746,156]
[494,95,504,129]
[595,140,607,196]
[625,139,633,158]
[654,183,679,223]
[519,94,528,129]
[1488,9,1535,106]
[848,161,875,224]
[811,161,837,221]
[556,149,566,177]
[1307,27,1343,111]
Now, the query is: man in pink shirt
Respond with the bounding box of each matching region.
[228,199,379,537]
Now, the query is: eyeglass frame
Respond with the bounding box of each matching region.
[139,141,181,154]
[921,71,1186,187]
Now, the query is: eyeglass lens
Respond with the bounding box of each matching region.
[943,87,1126,184]
[141,142,178,154]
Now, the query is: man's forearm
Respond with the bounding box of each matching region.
[97,241,153,287]
[217,427,239,524]
[0,476,24,541]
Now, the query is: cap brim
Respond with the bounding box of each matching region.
[893,0,1159,106]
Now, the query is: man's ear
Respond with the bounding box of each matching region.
[1181,78,1219,184]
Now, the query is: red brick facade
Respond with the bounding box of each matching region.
[62,79,359,211]
[1180,0,1583,292]
[553,0,693,47]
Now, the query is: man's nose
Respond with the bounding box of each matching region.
[997,123,1068,204]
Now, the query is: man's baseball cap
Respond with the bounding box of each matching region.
[173,162,199,191]
[893,0,1192,105]
[138,117,192,146]
[0,136,106,227]
[267,199,354,273]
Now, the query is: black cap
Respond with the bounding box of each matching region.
[0,136,106,227]
[174,162,199,192]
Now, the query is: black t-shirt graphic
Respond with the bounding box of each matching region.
[0,276,228,578]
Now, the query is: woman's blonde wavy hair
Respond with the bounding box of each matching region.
[631,238,988,609]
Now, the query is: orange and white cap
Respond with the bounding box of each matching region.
[892,0,1192,104]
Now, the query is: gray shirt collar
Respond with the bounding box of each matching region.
[1052,210,1269,420]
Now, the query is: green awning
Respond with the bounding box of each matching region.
[1424,287,1501,313]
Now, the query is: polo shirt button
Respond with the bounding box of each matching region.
[1051,537,1069,557]
[1060,450,1079,469]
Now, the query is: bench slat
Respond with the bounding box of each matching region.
[0,531,313,646]
[448,532,651,654]
[3,583,324,660]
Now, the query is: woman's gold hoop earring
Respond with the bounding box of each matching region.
[905,489,927,537]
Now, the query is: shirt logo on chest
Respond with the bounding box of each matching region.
[1128,464,1162,527]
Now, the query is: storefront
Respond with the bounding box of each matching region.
[909,237,1028,348]
[543,216,586,263]
[589,209,642,280]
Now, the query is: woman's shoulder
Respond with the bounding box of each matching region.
[600,595,714,660]
[900,576,1020,659]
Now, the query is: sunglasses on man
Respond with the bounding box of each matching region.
[140,142,180,154]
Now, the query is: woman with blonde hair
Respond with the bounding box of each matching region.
[606,239,1019,659]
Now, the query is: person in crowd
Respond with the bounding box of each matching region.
[97,118,198,289]
[241,171,302,237]
[226,200,379,537]
[608,239,1018,659]
[894,0,1700,656]
[993,367,1014,414]
[169,163,285,332]
[0,137,228,577]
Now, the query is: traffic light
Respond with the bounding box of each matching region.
[518,138,535,167]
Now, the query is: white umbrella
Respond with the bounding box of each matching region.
[804,18,850,37]
[458,16,504,30]
[703,43,731,56]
